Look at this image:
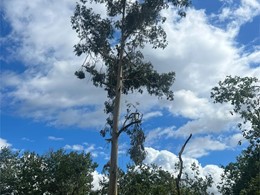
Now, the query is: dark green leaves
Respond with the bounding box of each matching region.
[118,164,177,195]
[71,3,113,56]
[219,145,260,195]
[75,70,86,79]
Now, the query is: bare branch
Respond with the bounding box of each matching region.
[176,133,192,195]
[118,112,141,136]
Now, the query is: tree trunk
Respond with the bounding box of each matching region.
[108,1,126,194]
[108,63,122,195]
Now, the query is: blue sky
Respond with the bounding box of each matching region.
[1,0,260,193]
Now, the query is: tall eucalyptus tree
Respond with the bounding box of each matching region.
[71,0,190,194]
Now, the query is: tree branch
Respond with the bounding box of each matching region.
[118,114,141,136]
[176,133,192,195]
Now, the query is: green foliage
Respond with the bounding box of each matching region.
[0,147,97,195]
[44,149,98,194]
[119,165,176,195]
[212,75,260,194]
[97,164,177,195]
[182,162,213,195]
[95,163,214,195]
[211,75,260,145]
[219,145,260,195]
[0,147,20,194]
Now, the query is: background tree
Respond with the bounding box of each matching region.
[211,75,260,194]
[44,149,98,194]
[71,0,190,194]
[211,75,260,145]
[119,164,176,195]
[0,148,49,194]
[95,163,214,195]
[218,146,260,195]
[0,147,20,194]
[96,164,177,195]
[0,148,97,195]
[182,162,213,195]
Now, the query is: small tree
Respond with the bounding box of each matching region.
[71,0,190,194]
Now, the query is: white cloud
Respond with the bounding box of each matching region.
[144,147,224,195]
[1,0,108,128]
[0,138,12,149]
[145,126,176,145]
[217,0,260,36]
[22,137,35,142]
[92,170,105,191]
[143,111,163,121]
[84,144,96,154]
[170,90,210,119]
[221,132,247,148]
[63,142,107,158]
[48,136,64,141]
[64,144,84,151]
[183,136,227,158]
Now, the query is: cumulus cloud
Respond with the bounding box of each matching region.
[0,138,12,149]
[144,147,224,195]
[1,0,108,128]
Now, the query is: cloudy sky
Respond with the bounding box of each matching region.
[1,0,260,193]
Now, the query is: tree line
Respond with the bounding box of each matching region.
[0,146,214,194]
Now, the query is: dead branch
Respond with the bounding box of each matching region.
[118,112,141,136]
[176,133,192,195]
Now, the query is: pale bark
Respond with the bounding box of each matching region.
[108,1,126,193]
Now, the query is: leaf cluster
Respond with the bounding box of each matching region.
[182,162,213,195]
[211,75,260,145]
[218,145,260,195]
